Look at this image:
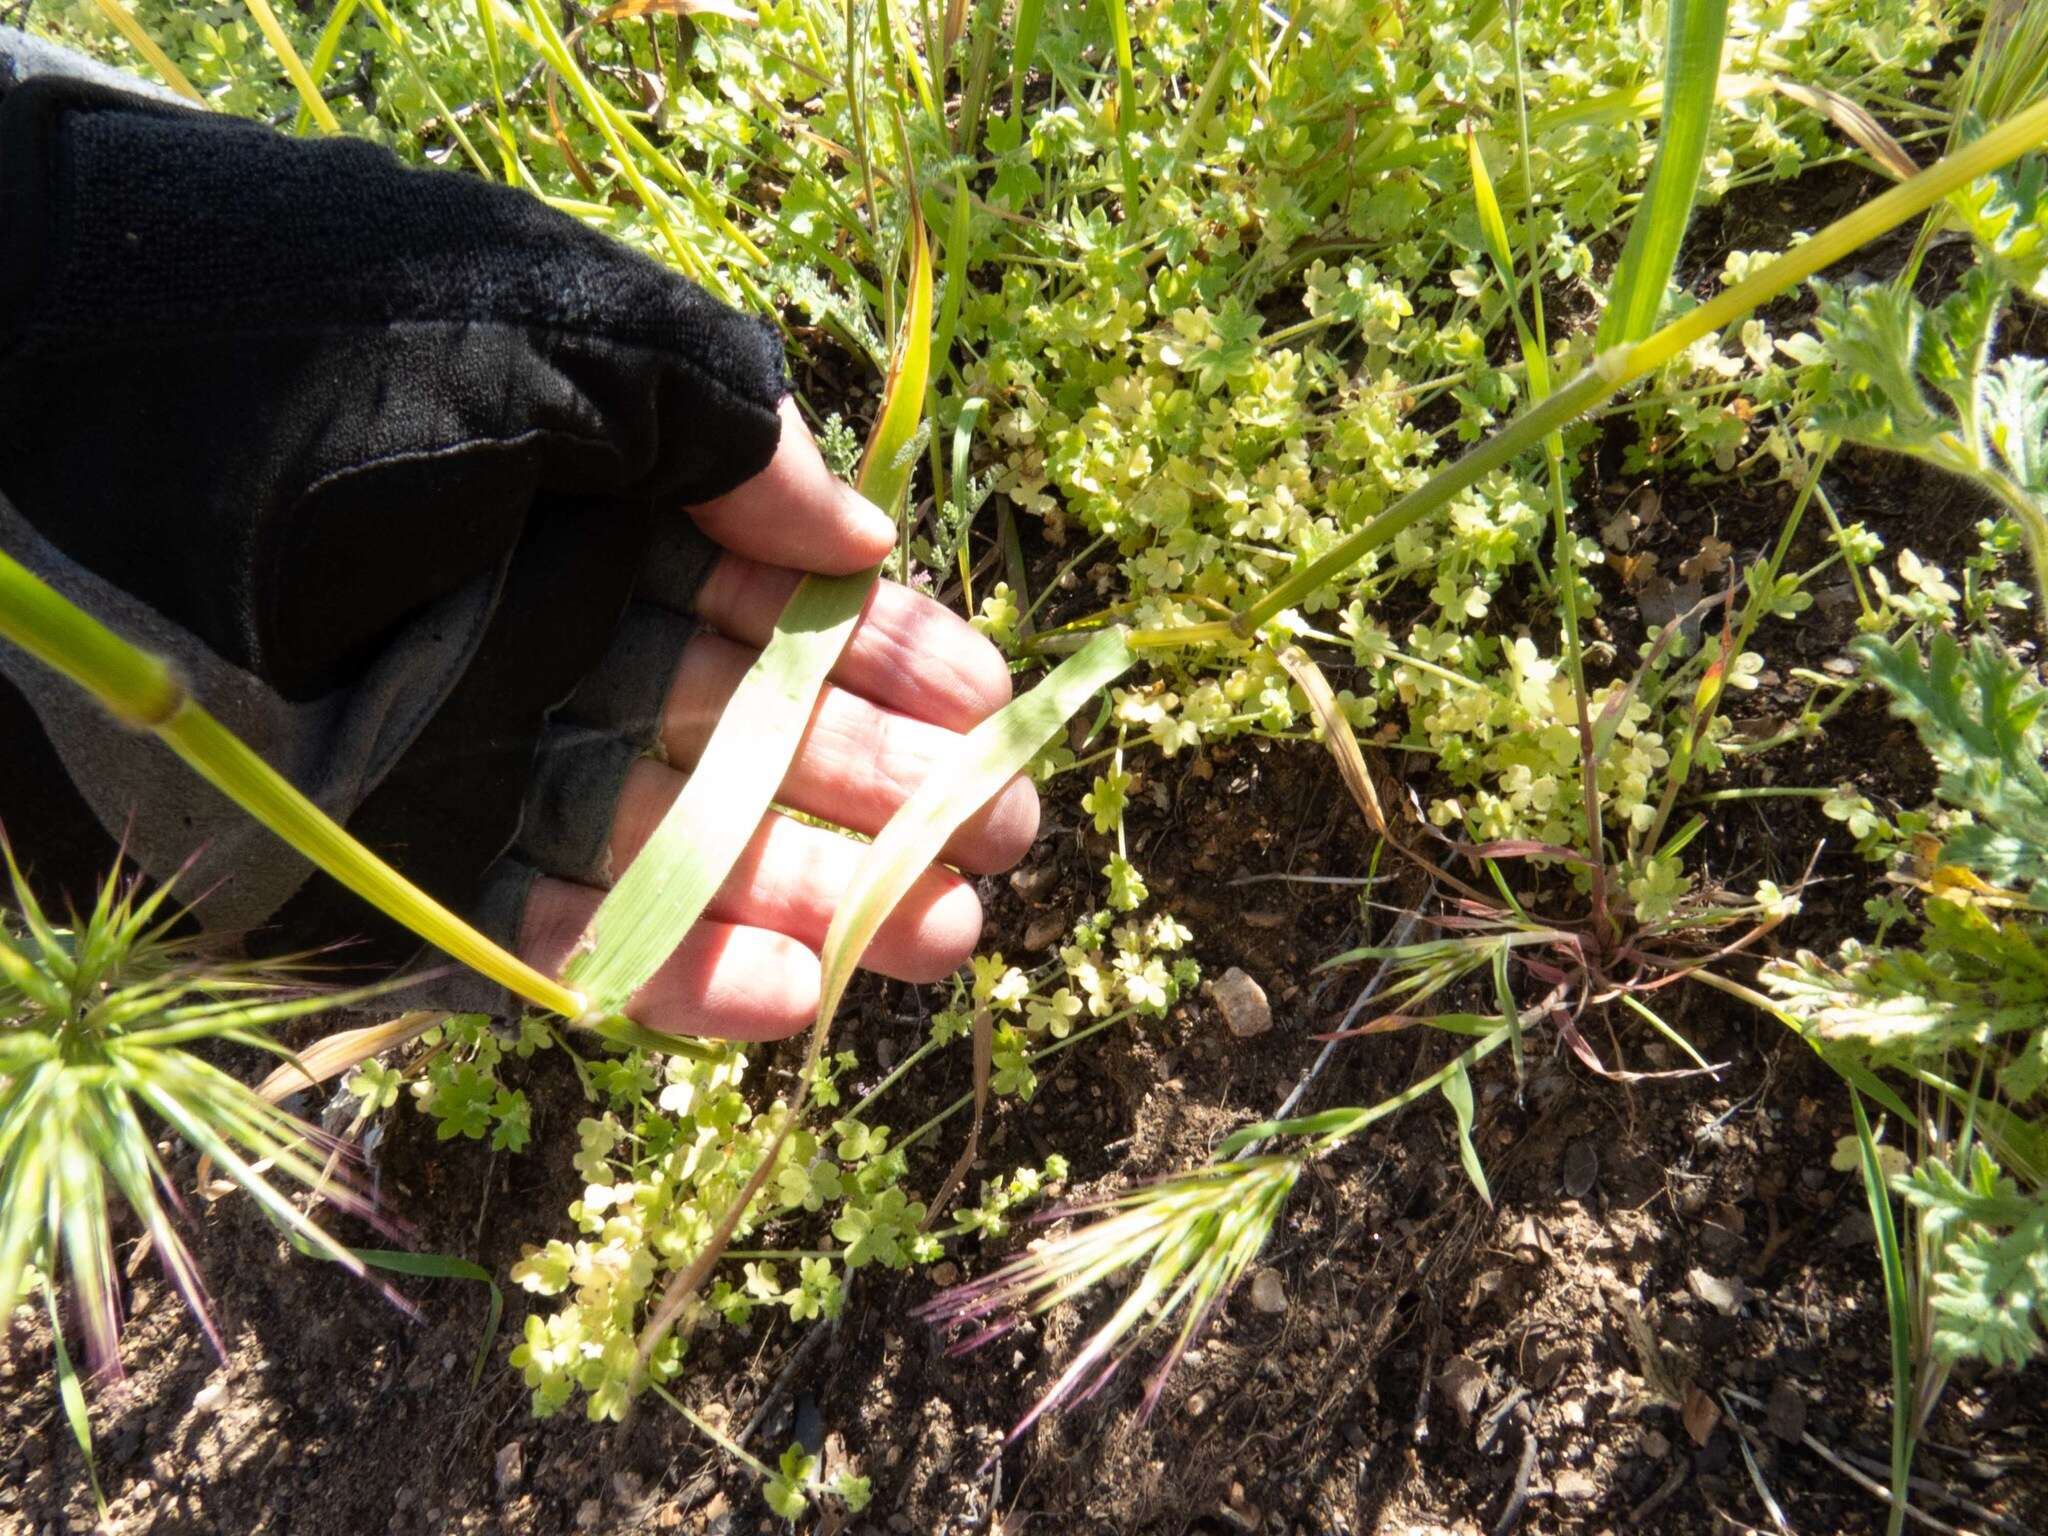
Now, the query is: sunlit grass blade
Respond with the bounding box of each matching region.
[296,0,363,135]
[1010,0,1044,131]
[244,0,342,134]
[1594,0,1728,348]
[565,218,932,1015]
[823,624,1134,1026]
[0,549,586,1021]
[1105,0,1141,216]
[89,0,204,104]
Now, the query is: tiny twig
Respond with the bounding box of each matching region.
[1719,1389,1796,1535]
[1489,1427,1538,1536]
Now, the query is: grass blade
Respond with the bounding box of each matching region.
[252,1011,446,1103]
[819,625,1133,1026]
[1850,1090,1918,1536]
[1442,1057,1491,1205]
[1594,0,1729,347]
[43,1283,106,1517]
[1010,0,1044,131]
[244,0,342,135]
[1227,93,2048,634]
[565,219,933,1015]
[1104,0,1141,217]
[89,0,205,104]
[0,551,586,1020]
[296,0,363,135]
[347,1249,503,1391]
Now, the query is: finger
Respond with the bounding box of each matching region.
[519,876,818,1041]
[694,553,1012,731]
[608,759,982,982]
[662,633,1040,874]
[686,398,894,575]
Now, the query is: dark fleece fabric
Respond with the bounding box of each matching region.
[0,70,788,970]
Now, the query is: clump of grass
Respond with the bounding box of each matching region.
[0,837,402,1374]
[915,1156,1300,1444]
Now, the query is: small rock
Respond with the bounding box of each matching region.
[1437,1357,1488,1426]
[1184,1391,1209,1418]
[1687,1267,1747,1316]
[611,1471,644,1505]
[930,1262,959,1287]
[1551,1469,1598,1501]
[1510,1215,1545,1260]
[1640,1429,1671,1459]
[574,1497,603,1531]
[1767,1380,1808,1443]
[1207,967,1272,1037]
[189,1379,227,1416]
[1022,913,1068,952]
[1008,863,1057,899]
[1561,1140,1600,1198]
[1248,1267,1287,1314]
[1832,1210,1876,1248]
[493,1442,524,1501]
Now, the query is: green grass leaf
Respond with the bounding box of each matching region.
[1594,0,1730,348]
[566,219,934,1016]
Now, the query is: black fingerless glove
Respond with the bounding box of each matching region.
[0,60,787,976]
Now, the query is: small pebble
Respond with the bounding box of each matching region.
[1248,1267,1287,1314]
[1767,1380,1808,1443]
[1184,1391,1209,1418]
[574,1497,603,1530]
[189,1379,226,1415]
[1552,1469,1598,1501]
[493,1442,524,1500]
[1209,967,1272,1038]
[1686,1267,1747,1316]
[1561,1140,1599,1198]
[929,1261,959,1287]
[1022,912,1068,952]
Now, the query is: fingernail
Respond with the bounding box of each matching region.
[843,484,896,549]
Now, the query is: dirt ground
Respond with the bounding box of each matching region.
[7,173,2048,1535]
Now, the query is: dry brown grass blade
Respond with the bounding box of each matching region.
[1740,75,1919,181]
[922,1007,992,1230]
[1272,644,1493,904]
[253,1011,447,1104]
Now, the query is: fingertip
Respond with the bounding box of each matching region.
[687,400,894,577]
[835,483,897,565]
[905,876,983,987]
[954,775,1041,875]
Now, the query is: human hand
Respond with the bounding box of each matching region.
[513,400,1039,1039]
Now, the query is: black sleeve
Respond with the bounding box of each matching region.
[0,66,786,973]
